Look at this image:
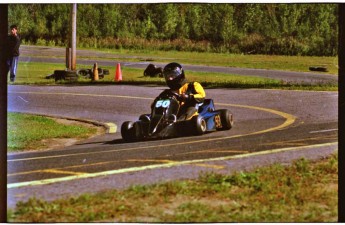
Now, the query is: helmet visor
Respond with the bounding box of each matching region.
[164,67,182,82]
[164,71,178,82]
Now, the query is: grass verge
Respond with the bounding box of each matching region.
[7,112,98,152]
[8,154,338,222]
[12,62,338,91]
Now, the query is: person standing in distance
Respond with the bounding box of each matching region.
[6,24,21,82]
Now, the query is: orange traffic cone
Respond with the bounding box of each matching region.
[115,63,122,81]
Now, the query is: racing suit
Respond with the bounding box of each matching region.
[177,82,205,120]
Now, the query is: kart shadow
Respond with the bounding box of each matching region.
[104,136,178,145]
[103,131,223,145]
[74,136,178,147]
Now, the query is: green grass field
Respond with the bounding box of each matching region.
[8,154,338,222]
[7,112,98,152]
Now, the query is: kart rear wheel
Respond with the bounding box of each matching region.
[192,116,207,135]
[217,109,234,130]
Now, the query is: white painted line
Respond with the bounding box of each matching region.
[123,62,150,66]
[7,142,337,189]
[18,96,29,103]
[309,129,338,134]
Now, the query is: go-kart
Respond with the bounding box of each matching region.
[121,89,234,142]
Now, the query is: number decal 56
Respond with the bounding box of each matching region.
[155,100,170,108]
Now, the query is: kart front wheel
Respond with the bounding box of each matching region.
[121,121,144,142]
[121,121,135,142]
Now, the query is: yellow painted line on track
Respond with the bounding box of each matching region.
[126,159,224,169]
[43,169,87,176]
[126,159,175,163]
[8,161,116,177]
[169,149,248,156]
[7,142,337,189]
[216,103,296,134]
[193,163,225,169]
[10,169,86,177]
[260,135,338,147]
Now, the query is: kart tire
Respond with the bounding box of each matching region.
[217,109,234,130]
[121,121,144,142]
[77,69,90,77]
[121,121,135,142]
[97,68,104,76]
[103,69,110,75]
[139,114,151,122]
[78,69,92,79]
[192,116,207,135]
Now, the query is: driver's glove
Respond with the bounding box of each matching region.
[178,93,191,102]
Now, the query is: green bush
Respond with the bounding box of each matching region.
[9,4,338,56]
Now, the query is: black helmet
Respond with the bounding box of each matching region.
[163,62,186,89]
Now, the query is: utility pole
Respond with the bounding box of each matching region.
[70,3,77,71]
[0,4,8,223]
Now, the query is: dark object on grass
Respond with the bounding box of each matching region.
[53,70,78,82]
[77,68,109,79]
[144,64,163,77]
[45,67,109,81]
[309,66,328,72]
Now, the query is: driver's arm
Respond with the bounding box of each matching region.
[179,82,205,103]
[191,82,205,103]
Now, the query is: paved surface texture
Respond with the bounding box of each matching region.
[7,85,338,208]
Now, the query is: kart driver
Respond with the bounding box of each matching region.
[162,62,206,120]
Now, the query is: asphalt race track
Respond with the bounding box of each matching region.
[6,46,339,208]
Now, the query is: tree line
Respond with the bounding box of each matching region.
[8,3,338,56]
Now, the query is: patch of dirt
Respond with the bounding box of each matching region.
[39,138,80,151]
[34,118,106,151]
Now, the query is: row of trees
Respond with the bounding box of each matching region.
[8,3,338,56]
